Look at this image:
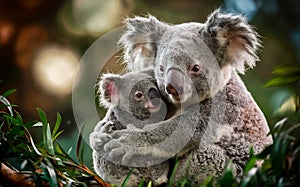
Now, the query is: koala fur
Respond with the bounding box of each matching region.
[99,9,273,185]
[90,70,172,186]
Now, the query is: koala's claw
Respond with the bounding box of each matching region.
[104,139,123,152]
[90,132,112,152]
[100,121,116,133]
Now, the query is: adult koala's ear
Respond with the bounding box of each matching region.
[98,74,121,108]
[119,15,166,72]
[202,9,261,74]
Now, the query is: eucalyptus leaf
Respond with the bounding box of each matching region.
[2,89,17,97]
[121,169,133,187]
[0,95,13,116]
[138,178,145,187]
[272,65,300,76]
[52,130,64,141]
[264,75,300,87]
[37,108,48,126]
[43,159,58,187]
[146,181,152,187]
[52,113,62,138]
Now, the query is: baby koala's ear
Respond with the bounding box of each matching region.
[203,9,261,74]
[98,73,121,108]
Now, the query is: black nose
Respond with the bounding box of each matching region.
[148,88,161,106]
[166,83,183,96]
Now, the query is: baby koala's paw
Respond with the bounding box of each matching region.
[90,132,112,154]
[102,139,126,164]
[100,121,116,133]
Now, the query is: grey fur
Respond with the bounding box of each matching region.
[100,9,272,185]
[90,70,171,186]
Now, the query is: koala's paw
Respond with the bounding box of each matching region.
[90,132,112,154]
[102,139,126,164]
[100,121,116,133]
[121,152,144,166]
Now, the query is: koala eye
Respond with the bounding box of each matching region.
[159,65,164,72]
[191,64,201,72]
[134,91,144,100]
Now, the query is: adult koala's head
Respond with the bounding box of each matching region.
[119,9,260,105]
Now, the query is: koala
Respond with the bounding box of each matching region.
[101,9,273,185]
[90,70,178,186]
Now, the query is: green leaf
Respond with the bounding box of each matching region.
[272,65,300,76]
[138,178,145,187]
[15,113,23,124]
[295,95,300,112]
[43,158,58,187]
[76,133,83,164]
[0,95,13,116]
[271,133,287,176]
[178,177,190,187]
[121,169,133,187]
[52,113,62,138]
[240,168,258,187]
[244,157,257,173]
[24,121,38,129]
[147,180,152,187]
[218,161,237,187]
[38,108,54,155]
[37,108,48,126]
[277,177,284,187]
[23,127,42,156]
[76,123,86,165]
[199,175,213,187]
[45,123,55,155]
[9,124,24,137]
[54,143,66,155]
[167,158,180,187]
[2,89,17,97]
[264,75,300,87]
[52,130,64,141]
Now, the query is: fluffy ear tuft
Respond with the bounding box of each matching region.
[119,15,165,72]
[204,9,261,74]
[97,74,121,108]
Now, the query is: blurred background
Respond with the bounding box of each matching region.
[0,0,299,166]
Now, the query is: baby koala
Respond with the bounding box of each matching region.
[90,70,170,186]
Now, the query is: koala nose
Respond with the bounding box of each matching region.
[166,83,183,96]
[148,88,161,106]
[166,68,185,99]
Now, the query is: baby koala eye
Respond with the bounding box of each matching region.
[191,64,200,72]
[134,91,144,100]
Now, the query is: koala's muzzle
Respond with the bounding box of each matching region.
[166,68,184,100]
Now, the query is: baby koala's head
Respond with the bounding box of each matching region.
[98,70,163,121]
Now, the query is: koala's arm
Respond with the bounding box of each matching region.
[103,104,202,166]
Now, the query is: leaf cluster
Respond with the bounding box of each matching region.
[265,64,300,113]
[0,90,110,187]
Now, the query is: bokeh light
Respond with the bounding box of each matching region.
[58,0,133,37]
[32,45,79,97]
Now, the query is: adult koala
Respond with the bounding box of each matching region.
[105,9,273,184]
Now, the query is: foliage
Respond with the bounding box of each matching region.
[214,116,300,187]
[0,90,111,187]
[265,64,300,113]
